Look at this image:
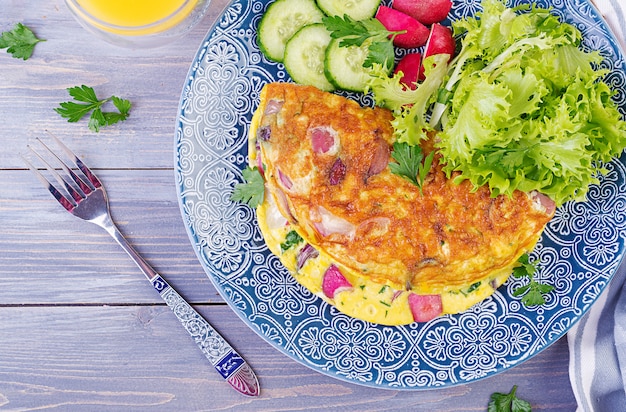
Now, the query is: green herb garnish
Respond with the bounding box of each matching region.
[0,23,45,60]
[488,385,532,412]
[231,167,265,208]
[389,141,434,192]
[55,85,131,132]
[280,230,303,252]
[512,254,554,307]
[322,15,401,70]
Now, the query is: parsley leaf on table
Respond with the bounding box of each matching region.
[0,23,45,60]
[231,167,265,208]
[55,85,132,132]
[488,385,532,412]
[389,141,434,193]
[512,254,554,307]
[322,15,401,70]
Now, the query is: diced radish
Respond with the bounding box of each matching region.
[297,243,319,271]
[394,52,423,89]
[322,264,353,299]
[392,0,453,26]
[408,293,442,322]
[376,6,429,49]
[310,126,338,155]
[423,23,455,61]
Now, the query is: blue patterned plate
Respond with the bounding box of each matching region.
[175,0,626,389]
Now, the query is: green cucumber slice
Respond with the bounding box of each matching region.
[324,38,373,92]
[284,24,335,91]
[257,0,325,62]
[316,0,382,20]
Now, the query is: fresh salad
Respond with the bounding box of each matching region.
[257,0,626,206]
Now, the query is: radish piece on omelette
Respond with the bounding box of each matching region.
[249,83,554,325]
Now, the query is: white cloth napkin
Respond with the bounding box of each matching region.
[567,3,626,410]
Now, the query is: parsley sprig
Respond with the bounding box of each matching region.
[488,385,532,412]
[0,23,45,60]
[322,15,402,71]
[512,254,554,307]
[389,142,434,193]
[231,167,265,208]
[55,85,131,132]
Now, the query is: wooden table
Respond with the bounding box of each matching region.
[0,1,577,410]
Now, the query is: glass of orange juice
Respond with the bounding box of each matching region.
[65,0,211,48]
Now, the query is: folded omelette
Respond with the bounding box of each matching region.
[249,83,555,325]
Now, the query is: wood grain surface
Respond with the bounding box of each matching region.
[1,1,577,410]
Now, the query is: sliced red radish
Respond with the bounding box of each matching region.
[392,0,453,26]
[322,264,353,299]
[310,126,338,155]
[424,23,456,61]
[408,293,443,322]
[277,169,293,190]
[394,52,423,89]
[376,6,429,49]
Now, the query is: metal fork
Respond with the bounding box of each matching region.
[23,135,260,397]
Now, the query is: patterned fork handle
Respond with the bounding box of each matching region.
[150,274,260,396]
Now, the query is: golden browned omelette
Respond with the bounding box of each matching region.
[250,82,555,325]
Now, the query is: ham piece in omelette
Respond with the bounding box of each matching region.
[251,83,555,325]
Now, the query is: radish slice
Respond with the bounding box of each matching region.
[394,52,423,89]
[376,6,429,49]
[408,293,443,322]
[392,0,452,26]
[310,126,338,155]
[423,23,456,61]
[297,244,319,271]
[322,264,353,298]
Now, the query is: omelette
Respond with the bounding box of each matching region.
[248,82,555,325]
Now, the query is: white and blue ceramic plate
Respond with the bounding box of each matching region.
[175,0,626,389]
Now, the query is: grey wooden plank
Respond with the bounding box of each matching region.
[0,169,221,304]
[0,0,231,170]
[0,305,576,411]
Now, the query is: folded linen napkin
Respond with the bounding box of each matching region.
[567,3,626,410]
[567,0,626,412]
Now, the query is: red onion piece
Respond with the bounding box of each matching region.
[256,126,271,142]
[296,243,319,271]
[366,138,390,178]
[312,206,356,239]
[264,99,283,115]
[329,158,346,185]
[530,191,556,215]
[277,169,293,190]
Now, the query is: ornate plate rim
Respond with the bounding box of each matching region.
[174,0,626,390]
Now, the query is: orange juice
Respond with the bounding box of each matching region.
[71,0,199,35]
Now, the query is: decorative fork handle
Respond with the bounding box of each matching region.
[104,221,260,397]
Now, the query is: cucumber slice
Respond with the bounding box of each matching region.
[316,0,381,20]
[257,0,325,63]
[284,24,335,91]
[324,38,373,92]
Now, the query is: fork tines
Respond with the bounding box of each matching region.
[22,135,102,212]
